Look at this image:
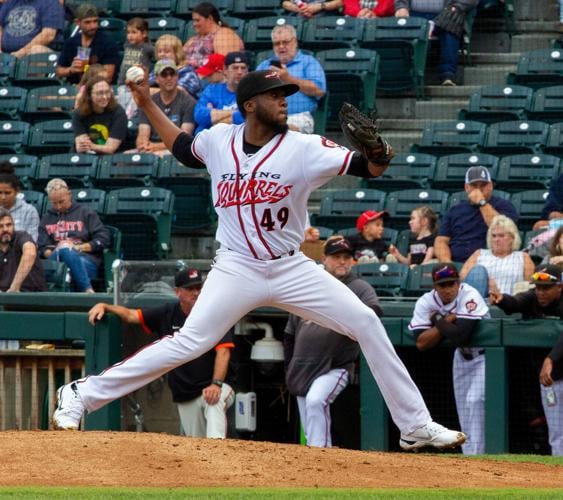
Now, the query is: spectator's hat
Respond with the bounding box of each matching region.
[196,53,226,77]
[174,268,203,289]
[236,70,299,111]
[75,3,99,19]
[465,165,492,184]
[432,263,460,285]
[154,59,177,75]
[225,51,250,67]
[355,210,389,233]
[323,237,353,257]
[531,264,563,285]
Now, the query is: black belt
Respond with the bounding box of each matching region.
[460,349,485,361]
[270,250,295,260]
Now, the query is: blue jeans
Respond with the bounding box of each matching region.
[464,264,488,298]
[412,12,461,80]
[50,248,98,292]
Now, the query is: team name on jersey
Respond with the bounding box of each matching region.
[215,179,293,208]
[220,172,281,181]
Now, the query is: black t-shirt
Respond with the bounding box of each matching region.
[347,233,389,262]
[72,106,128,148]
[140,302,234,402]
[0,231,46,291]
[409,233,435,265]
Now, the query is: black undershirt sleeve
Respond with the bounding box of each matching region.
[171,132,206,169]
[346,153,373,178]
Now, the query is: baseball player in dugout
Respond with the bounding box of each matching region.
[409,264,490,455]
[87,268,235,439]
[53,66,466,452]
[284,236,383,447]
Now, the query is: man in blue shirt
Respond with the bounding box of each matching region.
[256,24,326,134]
[56,4,120,84]
[193,51,249,134]
[435,166,519,263]
[0,0,64,58]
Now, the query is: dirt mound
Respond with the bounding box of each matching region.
[0,432,561,488]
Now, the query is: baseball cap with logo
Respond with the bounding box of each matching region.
[154,59,177,76]
[530,264,563,285]
[465,166,492,184]
[236,70,299,111]
[432,263,460,285]
[356,210,389,233]
[174,268,203,289]
[324,237,353,256]
[225,51,250,67]
[75,3,98,19]
[196,53,226,77]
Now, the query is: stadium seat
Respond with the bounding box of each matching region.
[26,119,74,155]
[37,153,99,190]
[301,16,364,51]
[12,52,59,88]
[448,189,511,209]
[243,16,304,52]
[363,152,437,192]
[114,0,175,18]
[19,191,46,217]
[510,189,551,231]
[496,154,560,192]
[72,188,107,214]
[174,0,234,19]
[458,85,532,124]
[0,86,27,120]
[0,53,17,85]
[432,153,499,192]
[411,120,487,157]
[543,122,563,156]
[42,259,70,292]
[355,262,409,297]
[508,48,563,90]
[361,16,430,99]
[92,224,122,293]
[231,0,281,19]
[95,153,158,191]
[396,229,412,256]
[315,226,334,240]
[104,186,175,260]
[98,17,128,47]
[147,17,187,45]
[482,120,549,155]
[314,188,386,230]
[0,120,30,154]
[23,85,77,123]
[527,85,563,123]
[384,189,449,230]
[0,154,38,190]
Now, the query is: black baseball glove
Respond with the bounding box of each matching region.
[339,102,394,165]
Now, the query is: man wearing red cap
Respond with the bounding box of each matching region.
[195,53,227,85]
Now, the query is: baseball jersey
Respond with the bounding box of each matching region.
[191,124,353,260]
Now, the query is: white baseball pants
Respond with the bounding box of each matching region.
[453,349,485,455]
[76,250,431,435]
[176,383,235,439]
[297,368,349,447]
[540,379,563,456]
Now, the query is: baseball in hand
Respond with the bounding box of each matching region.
[126,66,144,84]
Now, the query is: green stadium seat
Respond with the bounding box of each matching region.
[114,0,175,18]
[384,189,449,230]
[13,52,59,88]
[0,86,27,120]
[314,188,386,230]
[411,120,487,157]
[482,120,549,155]
[361,16,430,99]
[510,189,550,231]
[37,154,99,190]
[316,226,334,240]
[527,85,563,123]
[0,154,38,190]
[0,53,17,85]
[496,154,560,192]
[403,262,462,297]
[231,0,282,19]
[243,16,304,52]
[363,152,436,192]
[432,153,499,192]
[42,259,70,292]
[301,16,364,52]
[396,229,412,256]
[174,0,234,19]
[19,191,46,217]
[95,153,157,191]
[509,48,563,90]
[355,262,409,297]
[26,119,74,155]
[458,85,532,124]
[0,120,30,154]
[447,189,511,209]
[104,186,175,260]
[92,224,122,293]
[147,17,187,45]
[98,17,128,46]
[23,85,77,123]
[543,122,563,156]
[72,188,107,214]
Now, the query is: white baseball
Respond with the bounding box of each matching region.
[126,66,144,84]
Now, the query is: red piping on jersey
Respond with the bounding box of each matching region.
[338,151,353,176]
[215,342,235,351]
[230,131,259,259]
[137,309,153,335]
[191,135,204,163]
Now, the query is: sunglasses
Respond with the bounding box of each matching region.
[531,271,561,284]
[433,266,459,282]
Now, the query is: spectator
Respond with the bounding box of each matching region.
[389,205,438,266]
[541,226,563,269]
[409,263,489,454]
[0,208,46,292]
[0,0,64,58]
[533,174,563,230]
[116,17,154,119]
[194,51,249,134]
[256,24,326,134]
[74,63,110,109]
[195,52,226,85]
[87,268,235,439]
[56,3,120,84]
[490,264,563,455]
[183,2,244,70]
[343,0,395,17]
[394,0,479,86]
[283,0,343,18]
[72,75,128,155]
[348,210,390,263]
[284,236,383,447]
[38,178,110,293]
[434,166,519,264]
[0,162,39,241]
[134,59,196,156]
[460,215,535,297]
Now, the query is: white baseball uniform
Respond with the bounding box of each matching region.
[74,124,432,435]
[409,283,490,454]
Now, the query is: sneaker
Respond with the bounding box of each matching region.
[441,79,456,86]
[400,421,466,451]
[53,382,86,430]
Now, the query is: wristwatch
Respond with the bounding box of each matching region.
[478,199,488,207]
[212,379,223,388]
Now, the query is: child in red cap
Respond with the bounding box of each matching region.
[348,210,391,263]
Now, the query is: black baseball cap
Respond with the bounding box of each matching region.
[225,51,250,67]
[174,268,203,289]
[465,166,492,184]
[236,70,299,111]
[432,263,460,285]
[324,237,353,256]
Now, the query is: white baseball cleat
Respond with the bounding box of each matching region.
[399,421,466,451]
[52,382,86,430]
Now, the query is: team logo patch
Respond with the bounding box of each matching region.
[321,136,340,148]
[465,299,477,313]
[188,269,198,279]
